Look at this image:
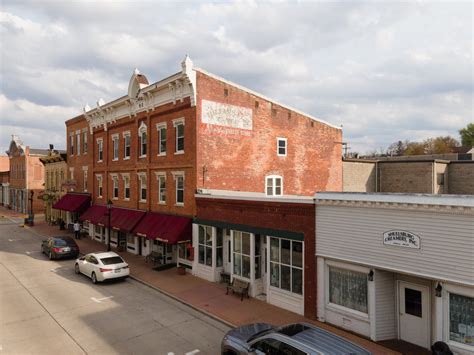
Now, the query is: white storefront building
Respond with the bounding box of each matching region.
[315,193,473,354]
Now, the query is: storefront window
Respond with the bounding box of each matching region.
[449,293,474,346]
[269,237,303,295]
[216,228,223,267]
[178,242,193,261]
[198,225,212,266]
[255,234,261,279]
[233,231,251,279]
[329,267,368,314]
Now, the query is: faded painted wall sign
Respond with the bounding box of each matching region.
[202,100,253,130]
[383,230,421,249]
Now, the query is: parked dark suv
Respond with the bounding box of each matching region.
[41,236,80,260]
[221,323,371,355]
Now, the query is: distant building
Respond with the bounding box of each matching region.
[5,135,48,214]
[343,158,474,195]
[0,156,9,207]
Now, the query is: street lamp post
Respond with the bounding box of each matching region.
[29,190,35,226]
[106,199,112,252]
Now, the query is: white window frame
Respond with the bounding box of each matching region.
[155,172,166,204]
[198,225,213,267]
[172,171,185,206]
[122,131,131,160]
[76,130,81,155]
[82,166,88,192]
[121,173,130,200]
[265,175,283,196]
[277,137,287,157]
[69,167,74,180]
[233,231,252,280]
[138,172,147,202]
[69,134,74,156]
[83,129,88,154]
[96,174,103,198]
[138,122,147,158]
[156,122,167,156]
[269,237,304,295]
[172,118,185,154]
[111,174,119,200]
[112,134,119,161]
[97,138,103,162]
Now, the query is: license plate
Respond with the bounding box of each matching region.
[114,269,121,273]
[63,247,70,252]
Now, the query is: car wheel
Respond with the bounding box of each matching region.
[74,263,80,274]
[49,252,53,260]
[91,272,97,284]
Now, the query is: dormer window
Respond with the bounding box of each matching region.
[266,175,283,196]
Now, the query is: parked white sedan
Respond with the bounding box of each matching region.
[75,252,130,284]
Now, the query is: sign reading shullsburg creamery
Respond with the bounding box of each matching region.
[383,230,420,249]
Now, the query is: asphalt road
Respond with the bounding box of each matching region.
[0,215,230,355]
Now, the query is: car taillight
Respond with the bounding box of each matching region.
[53,247,62,252]
[100,268,112,272]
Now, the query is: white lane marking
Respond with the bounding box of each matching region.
[167,353,174,355]
[25,251,40,255]
[186,350,200,355]
[91,296,114,303]
[8,238,22,242]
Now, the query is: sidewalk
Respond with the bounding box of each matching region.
[2,208,400,355]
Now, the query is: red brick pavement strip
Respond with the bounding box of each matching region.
[0,208,400,355]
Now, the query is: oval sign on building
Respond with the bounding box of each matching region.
[383,230,421,249]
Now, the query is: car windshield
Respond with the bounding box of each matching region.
[100,256,124,265]
[53,239,69,246]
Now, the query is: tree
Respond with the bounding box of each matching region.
[387,140,410,156]
[404,142,425,155]
[459,123,474,147]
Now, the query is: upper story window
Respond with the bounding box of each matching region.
[266,175,283,196]
[156,123,167,156]
[83,167,88,192]
[83,130,88,153]
[76,131,81,155]
[138,122,147,158]
[69,167,74,180]
[172,118,185,154]
[112,134,119,161]
[123,131,131,159]
[155,172,166,204]
[172,171,185,205]
[277,138,287,156]
[138,173,147,202]
[69,134,74,155]
[122,174,130,200]
[97,138,103,162]
[96,175,103,198]
[111,175,119,199]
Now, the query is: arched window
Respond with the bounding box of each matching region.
[138,122,147,157]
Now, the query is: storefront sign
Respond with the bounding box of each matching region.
[383,230,420,249]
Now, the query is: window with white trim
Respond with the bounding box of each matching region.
[97,139,103,162]
[112,175,119,199]
[174,173,184,205]
[277,138,287,156]
[76,131,81,155]
[70,134,74,155]
[122,175,130,200]
[449,293,474,346]
[97,175,103,198]
[83,130,88,153]
[83,169,88,192]
[266,175,283,196]
[138,173,147,202]
[139,123,147,157]
[157,173,166,203]
[328,266,368,313]
[198,225,212,266]
[233,231,251,279]
[112,135,119,160]
[173,118,185,153]
[157,123,167,155]
[269,237,303,295]
[123,132,131,159]
[69,167,74,180]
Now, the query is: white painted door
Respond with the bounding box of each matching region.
[399,281,430,348]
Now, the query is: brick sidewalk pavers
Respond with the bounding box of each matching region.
[0,207,399,354]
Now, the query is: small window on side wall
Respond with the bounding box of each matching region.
[266,175,283,196]
[277,138,287,156]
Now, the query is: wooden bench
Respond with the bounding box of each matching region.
[145,251,162,265]
[226,278,250,301]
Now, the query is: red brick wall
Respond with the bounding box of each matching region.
[195,71,343,196]
[66,117,93,193]
[196,197,317,319]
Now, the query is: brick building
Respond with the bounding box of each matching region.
[5,135,47,214]
[62,57,342,316]
[0,156,9,207]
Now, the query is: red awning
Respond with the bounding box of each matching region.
[133,212,192,244]
[79,204,107,225]
[52,193,91,212]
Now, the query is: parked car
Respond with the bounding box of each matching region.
[41,236,80,260]
[74,252,129,284]
[221,322,372,355]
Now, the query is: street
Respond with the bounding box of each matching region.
[0,215,229,355]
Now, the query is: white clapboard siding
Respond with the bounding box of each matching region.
[316,205,474,285]
[374,270,396,340]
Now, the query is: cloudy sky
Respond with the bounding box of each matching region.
[1,0,472,154]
